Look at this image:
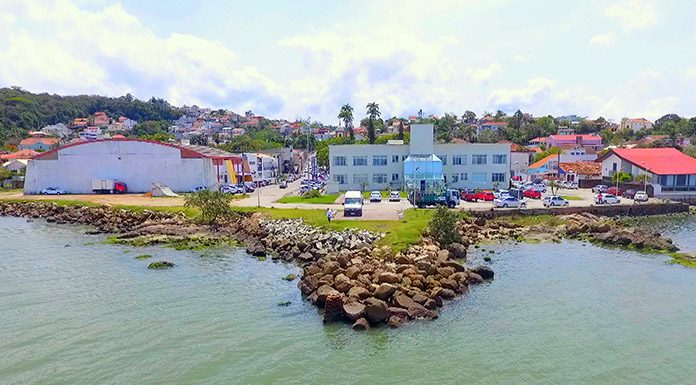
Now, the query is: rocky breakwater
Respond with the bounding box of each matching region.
[562,213,678,252]
[297,238,493,329]
[247,218,382,262]
[0,201,186,234]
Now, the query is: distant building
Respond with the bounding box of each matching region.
[0,149,39,161]
[546,134,602,151]
[529,137,547,147]
[2,159,29,174]
[477,121,508,133]
[557,126,574,135]
[93,112,110,126]
[19,137,59,151]
[558,161,601,184]
[620,117,653,132]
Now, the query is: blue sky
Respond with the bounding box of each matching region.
[1,0,695,124]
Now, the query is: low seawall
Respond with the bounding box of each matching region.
[469,202,689,219]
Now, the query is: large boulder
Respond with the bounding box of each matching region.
[447,242,468,260]
[364,298,389,325]
[323,294,344,323]
[378,272,401,284]
[470,265,494,280]
[388,315,406,328]
[441,260,466,272]
[345,265,361,279]
[333,274,352,293]
[374,283,397,300]
[347,286,370,300]
[343,301,366,322]
[351,317,370,331]
[392,292,415,309]
[315,285,339,306]
[407,303,438,320]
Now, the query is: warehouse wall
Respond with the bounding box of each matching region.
[24,141,216,194]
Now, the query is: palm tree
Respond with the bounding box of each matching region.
[366,102,380,144]
[397,119,405,140]
[337,104,354,140]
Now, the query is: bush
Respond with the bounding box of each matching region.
[611,171,633,184]
[428,206,460,246]
[303,189,322,198]
[184,190,234,224]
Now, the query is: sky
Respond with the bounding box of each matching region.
[1,0,695,124]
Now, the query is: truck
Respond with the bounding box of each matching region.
[343,190,363,217]
[409,189,460,208]
[92,179,128,194]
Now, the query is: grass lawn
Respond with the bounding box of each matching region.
[275,194,339,204]
[361,190,408,199]
[561,195,584,201]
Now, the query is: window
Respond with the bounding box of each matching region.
[391,155,400,163]
[392,173,399,181]
[353,156,367,166]
[451,174,459,183]
[493,154,507,164]
[402,155,407,161]
[460,173,468,181]
[373,155,387,166]
[438,155,447,165]
[353,174,368,185]
[492,172,506,182]
[453,155,462,165]
[372,173,387,184]
[676,175,687,186]
[333,174,347,184]
[472,154,487,165]
[333,156,346,166]
[471,172,487,183]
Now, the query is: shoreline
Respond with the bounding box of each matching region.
[1,201,694,331]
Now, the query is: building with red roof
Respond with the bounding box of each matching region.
[596,147,696,195]
[547,134,602,151]
[0,149,39,161]
[18,137,59,151]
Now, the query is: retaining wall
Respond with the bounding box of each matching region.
[468,202,690,218]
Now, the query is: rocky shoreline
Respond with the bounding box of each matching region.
[1,201,690,330]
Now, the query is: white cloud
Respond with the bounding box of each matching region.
[487,78,557,110]
[590,32,617,47]
[466,63,503,83]
[603,0,658,31]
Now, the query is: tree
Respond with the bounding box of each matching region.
[494,110,507,120]
[654,114,681,131]
[131,120,171,138]
[189,134,208,145]
[140,132,174,142]
[337,103,354,140]
[462,110,477,124]
[397,119,405,140]
[184,190,234,224]
[510,109,525,129]
[534,146,562,162]
[434,113,456,143]
[611,171,633,184]
[428,206,459,247]
[477,129,500,143]
[0,168,12,181]
[366,102,380,144]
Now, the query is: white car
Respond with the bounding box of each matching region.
[494,189,511,199]
[494,196,527,208]
[543,195,569,207]
[40,187,66,195]
[532,184,547,193]
[369,191,382,202]
[633,191,649,202]
[595,193,621,205]
[388,191,401,202]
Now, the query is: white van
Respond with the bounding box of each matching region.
[343,190,363,217]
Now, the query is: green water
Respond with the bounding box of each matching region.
[1,216,695,385]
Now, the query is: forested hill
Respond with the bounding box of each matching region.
[0,87,182,145]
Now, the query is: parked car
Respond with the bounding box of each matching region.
[476,191,495,201]
[633,191,649,202]
[279,181,287,189]
[191,186,206,193]
[494,196,527,208]
[543,195,569,207]
[592,185,609,193]
[220,184,240,194]
[532,184,547,193]
[343,190,363,216]
[622,189,636,199]
[389,191,401,202]
[595,193,621,205]
[461,189,478,202]
[41,187,66,195]
[607,186,622,196]
[494,189,511,199]
[523,189,542,199]
[369,191,382,202]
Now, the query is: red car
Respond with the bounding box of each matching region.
[476,191,495,201]
[523,189,542,199]
[461,189,478,202]
[607,187,622,196]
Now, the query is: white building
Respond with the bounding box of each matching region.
[24,139,245,194]
[244,153,279,184]
[620,117,653,132]
[327,124,511,193]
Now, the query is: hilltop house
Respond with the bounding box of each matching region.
[619,117,653,132]
[19,137,59,151]
[546,134,602,151]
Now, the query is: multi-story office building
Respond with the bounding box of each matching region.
[326,124,511,193]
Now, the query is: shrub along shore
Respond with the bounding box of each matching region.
[0,200,693,330]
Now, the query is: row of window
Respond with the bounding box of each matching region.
[332,172,506,185]
[332,154,508,166]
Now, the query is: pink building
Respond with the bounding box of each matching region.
[547,134,602,151]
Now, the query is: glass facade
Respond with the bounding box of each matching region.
[403,154,445,194]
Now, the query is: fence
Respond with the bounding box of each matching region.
[468,202,689,219]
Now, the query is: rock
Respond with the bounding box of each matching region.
[277,301,291,306]
[351,317,370,331]
[315,285,339,306]
[374,283,397,300]
[337,251,351,268]
[388,315,406,328]
[147,261,175,269]
[388,306,410,319]
[447,242,467,260]
[436,249,451,262]
[246,243,266,257]
[470,265,494,280]
[347,286,370,300]
[438,288,456,300]
[441,260,466,272]
[424,298,438,310]
[378,272,401,284]
[466,272,484,284]
[298,252,314,261]
[407,303,438,320]
[298,275,320,295]
[412,293,429,304]
[334,274,352,293]
[343,301,366,321]
[395,254,411,264]
[323,294,345,323]
[364,297,389,325]
[282,273,297,281]
[392,292,415,309]
[345,265,361,279]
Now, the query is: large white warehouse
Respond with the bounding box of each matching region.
[24,139,246,194]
